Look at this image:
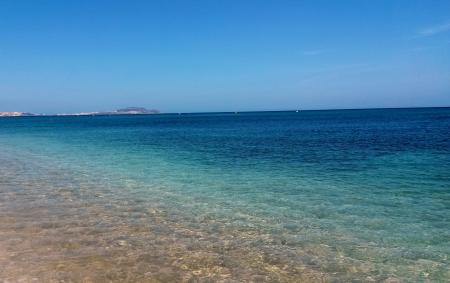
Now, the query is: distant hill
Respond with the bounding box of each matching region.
[60,107,160,116]
[114,107,159,114]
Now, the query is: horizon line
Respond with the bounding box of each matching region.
[2,105,449,118]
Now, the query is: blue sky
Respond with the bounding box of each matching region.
[0,0,449,113]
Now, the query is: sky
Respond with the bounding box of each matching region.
[0,0,449,114]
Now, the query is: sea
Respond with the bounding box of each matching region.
[0,108,449,282]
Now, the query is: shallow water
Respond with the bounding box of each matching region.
[0,108,449,282]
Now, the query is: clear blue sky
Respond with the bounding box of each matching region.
[1,0,449,113]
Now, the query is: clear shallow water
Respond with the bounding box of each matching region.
[0,108,449,282]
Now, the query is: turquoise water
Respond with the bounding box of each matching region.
[0,108,449,282]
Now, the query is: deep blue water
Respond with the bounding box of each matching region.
[0,108,449,281]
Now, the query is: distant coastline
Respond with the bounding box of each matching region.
[0,107,159,117]
[0,111,36,117]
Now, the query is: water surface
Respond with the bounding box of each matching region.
[0,108,449,282]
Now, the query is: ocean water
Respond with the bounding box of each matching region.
[0,108,449,282]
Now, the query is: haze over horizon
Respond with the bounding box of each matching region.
[1,0,449,114]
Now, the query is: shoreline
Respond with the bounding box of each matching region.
[0,149,329,282]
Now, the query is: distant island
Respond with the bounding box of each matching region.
[0,107,160,117]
